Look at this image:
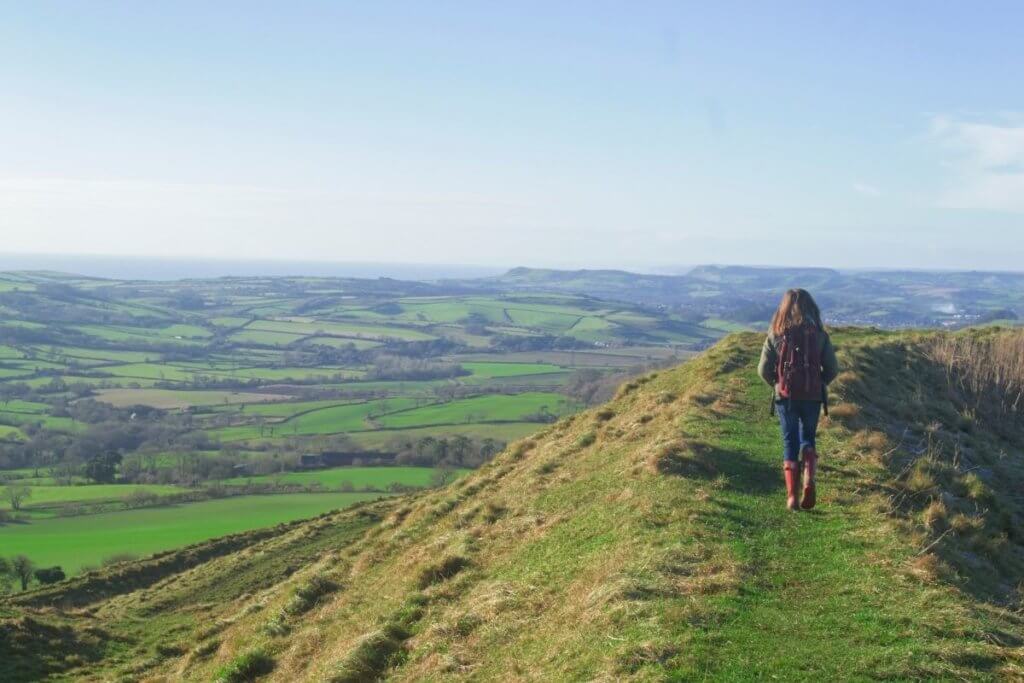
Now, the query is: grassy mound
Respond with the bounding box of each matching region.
[3,328,1024,681]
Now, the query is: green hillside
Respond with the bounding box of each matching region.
[2,328,1023,681]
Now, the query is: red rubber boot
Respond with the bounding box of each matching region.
[783,461,801,511]
[801,446,817,510]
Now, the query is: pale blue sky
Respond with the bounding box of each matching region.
[2,2,1023,270]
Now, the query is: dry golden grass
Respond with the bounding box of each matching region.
[828,402,861,420]
[929,328,1024,415]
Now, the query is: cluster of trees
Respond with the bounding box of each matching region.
[0,405,215,482]
[490,334,591,352]
[389,434,505,468]
[0,555,64,592]
[364,356,468,381]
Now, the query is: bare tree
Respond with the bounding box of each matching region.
[3,484,31,511]
[11,555,34,590]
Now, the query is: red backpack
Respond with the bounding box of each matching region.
[776,324,823,401]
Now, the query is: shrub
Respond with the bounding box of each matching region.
[904,462,937,494]
[482,502,506,523]
[215,649,274,682]
[33,566,66,585]
[960,472,992,503]
[617,381,640,398]
[921,500,948,530]
[102,553,139,567]
[417,555,470,588]
[283,574,339,615]
[509,439,536,460]
[263,612,290,637]
[330,625,407,683]
[575,431,597,449]
[650,439,718,478]
[192,639,221,659]
[828,402,861,420]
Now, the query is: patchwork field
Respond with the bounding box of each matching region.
[94,388,291,409]
[0,271,724,589]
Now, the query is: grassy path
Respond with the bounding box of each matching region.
[670,353,1012,680]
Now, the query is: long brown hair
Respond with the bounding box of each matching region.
[770,288,823,336]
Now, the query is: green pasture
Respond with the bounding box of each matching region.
[2,483,185,512]
[211,397,422,440]
[0,411,85,433]
[221,465,468,489]
[0,400,49,414]
[0,345,26,359]
[0,492,382,576]
[302,336,381,349]
[504,307,582,332]
[228,329,306,346]
[247,318,435,341]
[217,398,359,419]
[349,421,542,449]
[102,363,198,382]
[0,424,25,440]
[94,388,291,409]
[34,346,157,364]
[462,361,566,378]
[156,324,212,339]
[210,316,252,328]
[20,375,165,390]
[377,391,576,429]
[215,366,363,382]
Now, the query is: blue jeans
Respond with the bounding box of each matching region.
[776,399,821,462]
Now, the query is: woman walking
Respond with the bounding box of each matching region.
[758,289,839,510]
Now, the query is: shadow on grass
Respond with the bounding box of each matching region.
[0,614,116,682]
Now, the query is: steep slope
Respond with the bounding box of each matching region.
[4,329,1024,681]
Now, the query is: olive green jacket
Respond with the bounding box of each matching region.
[757,328,839,400]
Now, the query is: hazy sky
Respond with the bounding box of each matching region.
[2,2,1023,271]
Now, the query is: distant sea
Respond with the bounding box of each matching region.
[0,253,505,282]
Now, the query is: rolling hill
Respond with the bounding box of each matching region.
[2,328,1023,681]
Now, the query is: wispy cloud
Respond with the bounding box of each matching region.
[930,115,1024,212]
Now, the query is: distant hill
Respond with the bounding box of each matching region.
[4,327,1023,680]
[479,266,1024,328]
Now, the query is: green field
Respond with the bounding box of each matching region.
[0,411,85,433]
[221,466,468,489]
[0,270,722,588]
[461,361,566,378]
[228,329,306,346]
[0,400,50,414]
[377,391,576,428]
[95,388,291,409]
[0,424,25,440]
[349,421,543,448]
[212,397,423,440]
[0,492,382,575]
[4,483,184,512]
[247,319,436,341]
